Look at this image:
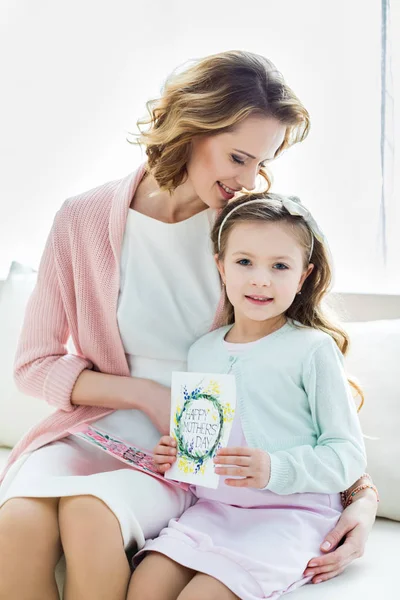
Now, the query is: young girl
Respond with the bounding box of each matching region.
[129,193,369,600]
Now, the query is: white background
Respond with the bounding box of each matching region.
[1,0,398,292]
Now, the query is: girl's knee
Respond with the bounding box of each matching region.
[177,573,239,600]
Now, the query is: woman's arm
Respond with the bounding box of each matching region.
[14,210,92,412]
[303,484,378,584]
[14,205,171,433]
[71,370,171,434]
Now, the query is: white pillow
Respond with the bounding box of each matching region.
[0,262,54,448]
[345,319,400,521]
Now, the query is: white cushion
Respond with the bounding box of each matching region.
[290,518,400,599]
[0,262,54,448]
[345,319,400,521]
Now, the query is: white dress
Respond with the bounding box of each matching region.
[0,208,221,549]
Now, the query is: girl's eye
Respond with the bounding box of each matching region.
[231,154,245,165]
[273,263,288,270]
[237,258,251,266]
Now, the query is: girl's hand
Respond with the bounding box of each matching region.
[303,491,377,584]
[214,446,271,488]
[153,436,177,474]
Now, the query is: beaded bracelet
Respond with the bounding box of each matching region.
[340,473,376,507]
[343,483,380,509]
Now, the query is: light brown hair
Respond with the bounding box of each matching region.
[133,51,310,192]
[212,194,364,409]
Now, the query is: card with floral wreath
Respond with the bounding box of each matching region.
[165,371,236,488]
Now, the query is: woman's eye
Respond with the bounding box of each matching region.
[237,258,251,266]
[231,154,245,165]
[273,263,288,270]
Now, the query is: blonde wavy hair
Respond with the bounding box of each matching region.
[133,50,310,192]
[212,194,364,410]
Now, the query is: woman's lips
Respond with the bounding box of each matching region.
[217,181,236,201]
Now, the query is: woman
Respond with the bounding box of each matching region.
[0,51,377,600]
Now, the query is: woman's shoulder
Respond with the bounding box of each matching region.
[57,175,130,225]
[51,167,145,244]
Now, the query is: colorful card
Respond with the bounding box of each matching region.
[71,425,188,489]
[165,372,236,488]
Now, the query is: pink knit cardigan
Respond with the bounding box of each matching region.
[1,164,224,483]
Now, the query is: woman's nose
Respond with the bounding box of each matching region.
[237,165,259,191]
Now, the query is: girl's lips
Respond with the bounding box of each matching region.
[217,181,235,201]
[245,295,274,306]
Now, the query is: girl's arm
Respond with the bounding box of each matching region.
[264,337,367,495]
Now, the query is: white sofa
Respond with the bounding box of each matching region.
[0,264,399,599]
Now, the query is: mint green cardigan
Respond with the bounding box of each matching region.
[187,320,367,495]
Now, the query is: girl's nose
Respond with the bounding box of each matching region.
[250,275,271,287]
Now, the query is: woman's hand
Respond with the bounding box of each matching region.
[214,446,271,488]
[303,490,377,584]
[141,381,171,435]
[153,436,177,473]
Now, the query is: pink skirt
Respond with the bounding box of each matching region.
[135,417,342,599]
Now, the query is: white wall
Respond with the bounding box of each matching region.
[2,0,396,292]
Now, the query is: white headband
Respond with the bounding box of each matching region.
[217,197,325,261]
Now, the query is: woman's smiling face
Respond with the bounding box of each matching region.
[186,116,286,209]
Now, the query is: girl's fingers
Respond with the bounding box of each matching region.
[216,447,252,457]
[213,455,251,466]
[215,466,248,477]
[153,446,177,462]
[153,453,176,464]
[224,478,250,487]
[156,462,173,473]
[158,436,176,447]
[154,443,177,456]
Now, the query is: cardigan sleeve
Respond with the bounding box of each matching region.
[13,205,93,412]
[265,337,367,494]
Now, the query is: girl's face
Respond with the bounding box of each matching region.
[216,220,314,330]
[186,116,286,209]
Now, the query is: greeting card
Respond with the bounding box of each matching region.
[71,425,188,489]
[165,372,236,488]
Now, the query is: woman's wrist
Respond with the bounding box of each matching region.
[346,485,379,507]
[71,369,158,410]
[340,473,379,509]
